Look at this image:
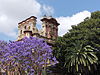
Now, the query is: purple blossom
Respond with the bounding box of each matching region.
[0,37,58,74]
[40,61,45,65]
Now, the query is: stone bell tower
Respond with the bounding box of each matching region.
[41,16,59,40]
[17,15,60,43]
[17,16,38,40]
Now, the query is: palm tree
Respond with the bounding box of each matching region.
[64,41,98,75]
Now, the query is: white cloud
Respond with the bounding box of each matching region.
[42,5,54,16]
[0,0,41,19]
[0,14,17,37]
[0,0,91,40]
[56,11,91,36]
[0,0,54,39]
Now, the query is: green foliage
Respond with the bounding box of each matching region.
[53,11,100,75]
[65,41,98,75]
[64,17,100,50]
[91,11,100,19]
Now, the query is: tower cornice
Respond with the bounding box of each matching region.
[41,17,60,25]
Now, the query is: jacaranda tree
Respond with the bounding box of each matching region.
[0,40,7,74]
[0,40,7,51]
[0,37,58,75]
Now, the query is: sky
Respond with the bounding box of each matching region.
[0,0,99,41]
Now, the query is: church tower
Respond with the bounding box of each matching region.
[17,16,38,40]
[17,16,60,43]
[41,16,59,40]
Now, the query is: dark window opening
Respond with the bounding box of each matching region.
[28,26,30,29]
[24,26,26,29]
[20,30,22,34]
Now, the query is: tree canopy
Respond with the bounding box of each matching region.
[53,11,100,75]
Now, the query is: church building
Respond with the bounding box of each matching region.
[17,16,60,43]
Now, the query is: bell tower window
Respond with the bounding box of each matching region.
[33,28,35,30]
[28,26,30,29]
[24,26,26,29]
[20,30,22,34]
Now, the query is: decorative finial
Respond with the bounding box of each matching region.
[43,14,47,17]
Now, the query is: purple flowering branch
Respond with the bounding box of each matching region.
[0,37,58,75]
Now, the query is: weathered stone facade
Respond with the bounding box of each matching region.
[17,16,59,43]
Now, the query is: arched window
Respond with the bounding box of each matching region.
[33,28,35,30]
[42,25,44,28]
[24,26,26,29]
[28,26,30,29]
[20,30,22,34]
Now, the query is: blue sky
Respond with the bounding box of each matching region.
[38,0,100,16]
[0,0,99,41]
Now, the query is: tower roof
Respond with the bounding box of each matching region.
[41,16,60,25]
[18,16,37,25]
